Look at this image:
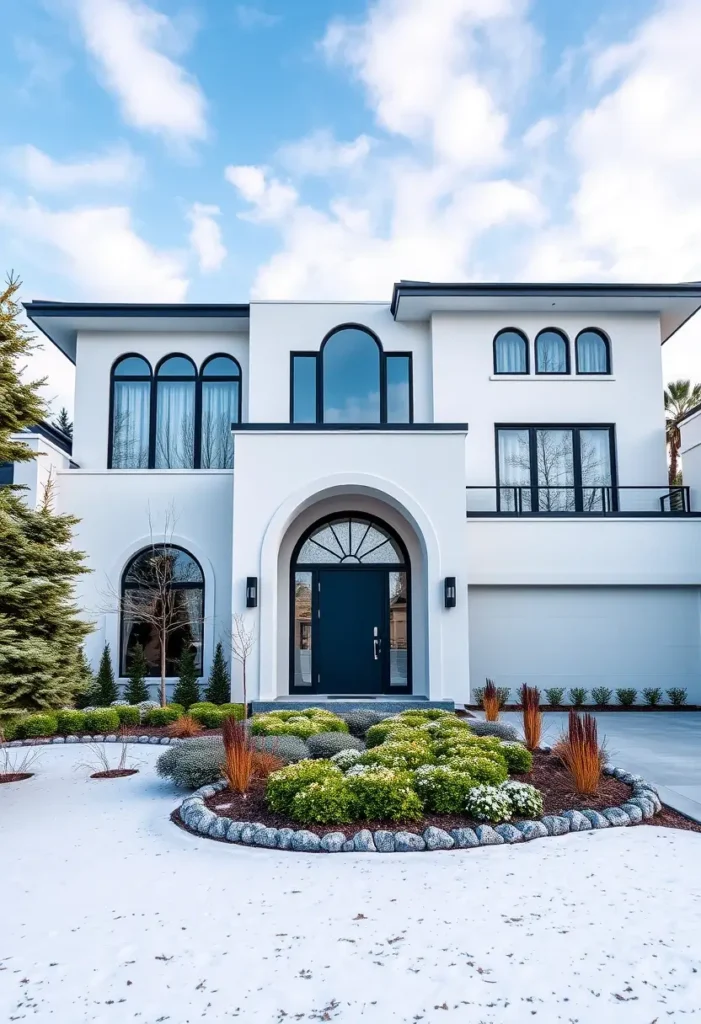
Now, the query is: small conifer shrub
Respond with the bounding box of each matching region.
[172,648,201,710]
[95,644,119,706]
[124,643,150,704]
[204,642,231,704]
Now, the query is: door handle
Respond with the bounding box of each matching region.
[373,627,381,660]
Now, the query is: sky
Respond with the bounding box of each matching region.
[3,0,701,418]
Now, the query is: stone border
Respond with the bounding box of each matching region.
[175,763,664,853]
[5,735,184,747]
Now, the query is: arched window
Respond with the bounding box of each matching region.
[155,355,196,468]
[535,328,569,374]
[200,354,241,468]
[121,545,204,676]
[494,329,528,374]
[110,355,152,468]
[296,516,405,565]
[322,327,381,423]
[576,329,610,374]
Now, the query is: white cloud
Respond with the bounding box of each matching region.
[0,198,188,301]
[523,117,557,149]
[235,5,280,29]
[187,203,226,272]
[224,165,298,222]
[74,0,207,144]
[7,144,142,191]
[277,131,372,176]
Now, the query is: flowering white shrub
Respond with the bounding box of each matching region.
[465,784,512,823]
[501,780,544,817]
[330,748,363,770]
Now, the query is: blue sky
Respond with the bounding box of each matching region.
[2,0,700,414]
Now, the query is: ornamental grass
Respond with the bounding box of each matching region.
[554,709,604,797]
[519,683,542,751]
[167,714,204,738]
[482,678,500,722]
[221,715,254,796]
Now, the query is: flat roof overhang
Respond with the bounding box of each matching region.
[23,301,250,363]
[390,281,701,342]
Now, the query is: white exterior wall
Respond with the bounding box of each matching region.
[680,408,701,512]
[12,435,71,508]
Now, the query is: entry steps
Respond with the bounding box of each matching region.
[251,697,455,714]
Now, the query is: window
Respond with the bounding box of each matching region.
[385,354,412,423]
[576,329,610,374]
[201,354,241,468]
[0,462,14,486]
[291,354,317,423]
[296,516,403,564]
[535,329,569,374]
[121,545,204,676]
[155,355,196,469]
[496,425,615,512]
[494,329,528,374]
[110,355,152,468]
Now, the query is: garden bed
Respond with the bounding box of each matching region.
[0,772,34,784]
[466,704,701,713]
[90,768,139,779]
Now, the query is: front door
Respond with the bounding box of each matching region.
[316,570,385,694]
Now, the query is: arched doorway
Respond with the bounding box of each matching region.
[290,512,411,695]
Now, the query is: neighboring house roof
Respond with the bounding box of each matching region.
[24,420,73,456]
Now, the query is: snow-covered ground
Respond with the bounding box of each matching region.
[1,744,701,1023]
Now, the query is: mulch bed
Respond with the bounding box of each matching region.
[197,750,701,836]
[0,773,33,784]
[90,769,139,779]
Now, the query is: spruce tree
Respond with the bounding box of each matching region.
[172,647,200,709]
[205,641,230,704]
[75,647,99,708]
[0,274,93,714]
[53,407,73,438]
[95,643,118,705]
[125,643,149,704]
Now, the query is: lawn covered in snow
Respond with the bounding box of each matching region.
[1,744,700,1023]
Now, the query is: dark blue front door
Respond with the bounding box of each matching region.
[316,570,385,694]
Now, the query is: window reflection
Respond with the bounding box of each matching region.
[292,355,317,423]
[389,571,408,688]
[294,572,313,687]
[386,355,411,423]
[323,328,381,423]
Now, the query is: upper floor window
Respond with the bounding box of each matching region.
[494,328,528,374]
[110,354,152,468]
[576,329,610,374]
[291,325,412,424]
[535,329,569,374]
[200,355,241,468]
[155,355,196,469]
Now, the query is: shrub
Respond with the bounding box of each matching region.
[519,683,542,751]
[84,708,120,734]
[95,643,119,706]
[472,686,485,707]
[338,709,390,737]
[0,717,22,741]
[219,703,245,721]
[250,734,310,763]
[124,643,149,704]
[413,765,476,814]
[266,760,343,815]
[56,709,87,734]
[359,739,435,771]
[483,679,500,721]
[642,687,663,706]
[18,712,58,738]
[137,700,160,722]
[445,755,508,786]
[568,687,588,707]
[346,767,423,821]
[591,686,612,706]
[667,687,688,707]
[188,705,225,729]
[113,705,140,727]
[554,710,604,796]
[501,780,544,817]
[467,720,519,741]
[290,776,355,824]
[499,742,533,774]
[145,705,182,727]
[156,737,225,788]
[204,641,231,704]
[307,732,365,759]
[172,648,201,710]
[251,749,284,779]
[544,687,565,707]
[167,714,203,738]
[250,710,347,739]
[397,708,454,724]
[330,748,363,770]
[615,688,637,707]
[465,784,512,823]
[365,719,403,748]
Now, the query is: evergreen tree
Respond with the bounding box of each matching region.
[53,407,73,439]
[0,274,93,714]
[204,641,230,704]
[94,643,118,705]
[74,647,99,708]
[172,647,200,709]
[124,643,149,704]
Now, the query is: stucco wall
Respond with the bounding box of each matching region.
[12,435,71,508]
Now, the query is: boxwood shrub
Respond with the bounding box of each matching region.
[359,739,435,770]
[56,710,87,734]
[338,709,390,737]
[413,765,476,814]
[266,760,343,814]
[113,705,140,727]
[145,705,182,727]
[84,708,120,734]
[444,754,508,786]
[0,717,22,741]
[18,713,58,738]
[465,784,513,823]
[188,703,225,729]
[499,742,533,774]
[307,732,365,759]
[290,776,355,824]
[219,703,245,721]
[345,767,423,822]
[251,710,348,739]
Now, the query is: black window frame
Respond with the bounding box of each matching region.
[199,352,242,468]
[494,423,618,514]
[108,353,153,470]
[534,327,571,375]
[575,328,611,375]
[493,327,529,375]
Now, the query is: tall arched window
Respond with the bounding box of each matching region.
[200,354,241,468]
[322,326,381,423]
[155,355,196,468]
[576,329,610,374]
[494,328,528,374]
[121,545,204,676]
[110,355,152,468]
[535,328,569,374]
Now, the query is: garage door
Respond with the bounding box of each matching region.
[468,586,701,703]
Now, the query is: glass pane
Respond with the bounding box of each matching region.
[577,331,608,373]
[580,429,612,511]
[125,547,203,586]
[201,380,237,468]
[202,356,239,377]
[114,355,150,377]
[360,539,401,564]
[297,539,342,564]
[122,586,203,676]
[292,356,317,423]
[294,572,313,687]
[494,331,527,373]
[536,429,574,510]
[158,356,196,377]
[323,329,380,423]
[536,331,567,373]
[386,355,411,422]
[497,429,531,511]
[112,379,150,468]
[389,572,408,687]
[155,380,195,468]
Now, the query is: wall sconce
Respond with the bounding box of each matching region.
[246,577,258,608]
[444,577,457,609]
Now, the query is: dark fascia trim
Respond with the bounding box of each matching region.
[24,301,250,318]
[25,420,72,455]
[678,401,701,425]
[231,422,468,433]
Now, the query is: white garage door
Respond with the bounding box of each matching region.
[468,586,701,703]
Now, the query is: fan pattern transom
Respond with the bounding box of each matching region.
[296,517,403,565]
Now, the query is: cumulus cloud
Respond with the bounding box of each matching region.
[187,203,226,272]
[277,131,372,176]
[7,143,142,191]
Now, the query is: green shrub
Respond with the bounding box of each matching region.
[465,784,512,823]
[365,719,405,747]
[544,687,565,706]
[0,717,22,741]
[84,708,120,734]
[359,739,434,771]
[145,706,182,727]
[615,688,637,707]
[250,710,347,739]
[204,642,231,704]
[501,780,543,817]
[172,648,201,710]
[330,748,363,770]
[95,643,119,706]
[433,733,502,758]
[124,643,149,704]
[266,760,342,815]
[499,742,533,774]
[219,703,245,721]
[18,713,58,738]
[474,687,510,708]
[56,710,87,734]
[642,687,663,706]
[250,735,310,763]
[339,710,390,737]
[467,720,519,741]
[290,776,355,824]
[568,687,588,707]
[307,732,365,759]
[156,737,225,788]
[188,703,225,729]
[346,767,423,821]
[591,687,612,706]
[113,705,140,727]
[445,755,508,786]
[667,687,688,707]
[413,765,476,814]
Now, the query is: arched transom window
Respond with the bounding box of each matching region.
[296,516,404,565]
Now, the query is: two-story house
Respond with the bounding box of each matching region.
[20,281,701,707]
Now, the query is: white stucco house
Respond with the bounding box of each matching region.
[11,281,701,707]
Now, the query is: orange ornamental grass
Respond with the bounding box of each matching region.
[221,715,254,796]
[483,678,500,722]
[519,683,542,751]
[252,749,284,780]
[167,714,203,738]
[554,709,605,796]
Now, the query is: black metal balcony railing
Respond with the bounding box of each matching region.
[466,485,696,516]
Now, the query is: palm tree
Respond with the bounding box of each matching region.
[665,379,701,483]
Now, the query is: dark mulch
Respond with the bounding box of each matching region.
[90,769,139,779]
[0,772,33,784]
[199,750,701,836]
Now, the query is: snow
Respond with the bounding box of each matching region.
[2,745,701,1023]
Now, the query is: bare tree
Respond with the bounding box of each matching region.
[230,613,256,719]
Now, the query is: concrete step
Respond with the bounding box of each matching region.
[251,697,455,714]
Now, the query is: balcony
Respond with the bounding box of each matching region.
[466,485,698,517]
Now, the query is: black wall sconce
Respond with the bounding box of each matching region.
[246,577,258,608]
[444,577,457,609]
